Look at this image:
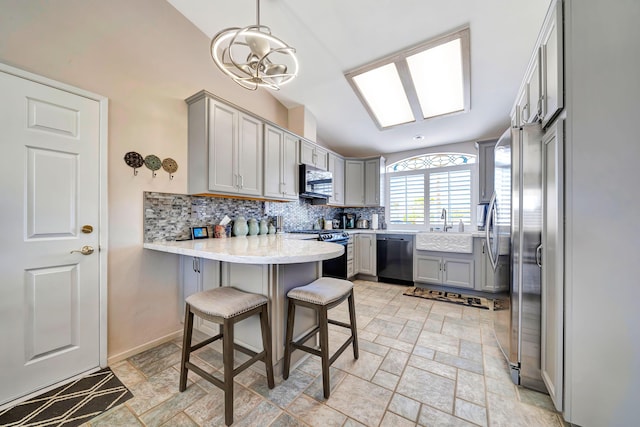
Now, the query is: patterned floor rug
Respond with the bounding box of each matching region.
[403,287,503,311]
[0,368,133,427]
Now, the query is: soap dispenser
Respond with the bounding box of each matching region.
[458,219,464,232]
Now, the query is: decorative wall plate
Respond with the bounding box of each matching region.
[144,154,161,177]
[124,151,144,175]
[162,158,178,179]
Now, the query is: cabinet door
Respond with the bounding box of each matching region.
[237,113,263,196]
[208,100,238,193]
[415,255,441,283]
[540,0,564,128]
[356,234,376,275]
[328,153,345,205]
[442,257,474,289]
[344,160,365,206]
[478,141,495,204]
[364,158,380,206]
[263,125,284,199]
[282,133,299,200]
[300,140,315,166]
[314,146,328,170]
[541,120,564,411]
[526,51,541,122]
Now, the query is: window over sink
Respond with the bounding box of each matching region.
[386,153,475,229]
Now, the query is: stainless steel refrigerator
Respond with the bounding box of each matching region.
[487,125,545,392]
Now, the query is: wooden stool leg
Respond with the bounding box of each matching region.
[282,299,296,380]
[179,305,194,392]
[260,304,275,388]
[318,305,331,398]
[348,290,359,359]
[223,318,234,426]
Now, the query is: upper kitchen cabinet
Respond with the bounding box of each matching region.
[478,139,497,204]
[300,140,328,170]
[365,157,385,206]
[328,152,345,206]
[344,157,385,207]
[264,124,299,201]
[512,0,563,128]
[187,93,263,197]
[344,160,365,205]
[540,0,564,128]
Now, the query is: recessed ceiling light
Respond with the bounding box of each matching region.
[413,135,424,141]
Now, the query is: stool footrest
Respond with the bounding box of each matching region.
[234,351,267,376]
[329,337,354,365]
[291,342,322,358]
[296,326,321,346]
[328,319,351,329]
[185,361,224,389]
[190,333,223,352]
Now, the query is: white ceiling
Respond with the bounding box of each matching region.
[167,0,550,157]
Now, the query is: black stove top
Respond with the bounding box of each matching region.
[290,230,350,242]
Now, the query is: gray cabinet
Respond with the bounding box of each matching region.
[478,140,496,204]
[344,160,365,205]
[514,52,541,125]
[180,256,220,336]
[187,95,263,197]
[264,124,299,201]
[328,153,345,206]
[344,157,385,207]
[473,237,508,292]
[346,236,355,278]
[355,233,376,276]
[300,140,328,170]
[540,0,563,128]
[414,250,474,289]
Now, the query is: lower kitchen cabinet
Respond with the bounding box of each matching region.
[414,251,474,289]
[473,237,509,292]
[355,233,376,276]
[346,237,355,278]
[180,256,220,335]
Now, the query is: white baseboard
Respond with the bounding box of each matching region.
[107,329,182,365]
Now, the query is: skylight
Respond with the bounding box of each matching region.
[345,27,470,129]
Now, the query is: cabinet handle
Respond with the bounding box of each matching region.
[482,241,486,254]
[443,262,446,272]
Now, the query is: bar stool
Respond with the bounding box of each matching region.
[283,277,358,398]
[179,287,275,426]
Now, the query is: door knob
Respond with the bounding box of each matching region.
[70,245,94,255]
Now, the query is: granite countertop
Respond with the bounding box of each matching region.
[143,234,343,264]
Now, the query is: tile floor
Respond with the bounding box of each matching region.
[89,280,565,426]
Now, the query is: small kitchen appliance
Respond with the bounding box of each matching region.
[342,214,355,229]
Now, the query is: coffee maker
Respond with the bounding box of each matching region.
[341,214,355,229]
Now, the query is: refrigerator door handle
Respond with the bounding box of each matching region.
[486,193,498,270]
[536,244,543,268]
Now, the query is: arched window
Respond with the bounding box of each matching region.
[386,153,476,228]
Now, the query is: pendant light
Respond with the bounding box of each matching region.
[210,0,298,91]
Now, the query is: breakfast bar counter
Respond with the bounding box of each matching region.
[144,234,345,374]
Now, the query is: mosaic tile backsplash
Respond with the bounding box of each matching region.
[143,192,385,242]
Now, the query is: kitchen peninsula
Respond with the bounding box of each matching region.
[144,234,343,373]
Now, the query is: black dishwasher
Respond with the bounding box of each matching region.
[376,234,414,285]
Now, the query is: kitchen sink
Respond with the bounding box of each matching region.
[415,232,473,253]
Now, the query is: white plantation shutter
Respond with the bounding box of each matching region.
[389,174,425,224]
[428,169,472,226]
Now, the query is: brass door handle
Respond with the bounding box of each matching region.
[70,245,94,255]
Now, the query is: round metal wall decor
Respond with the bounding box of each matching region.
[124,151,144,175]
[162,158,178,179]
[144,154,162,177]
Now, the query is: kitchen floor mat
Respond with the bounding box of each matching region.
[403,287,504,310]
[0,367,133,427]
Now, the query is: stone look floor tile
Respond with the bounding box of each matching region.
[94,280,565,427]
[397,366,455,413]
[418,405,477,427]
[288,394,346,427]
[380,411,417,427]
[388,394,421,422]
[455,398,488,426]
[326,374,392,427]
[90,405,142,426]
[379,348,410,376]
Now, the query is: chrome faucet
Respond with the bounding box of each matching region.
[441,208,453,232]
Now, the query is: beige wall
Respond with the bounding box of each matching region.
[0,0,288,361]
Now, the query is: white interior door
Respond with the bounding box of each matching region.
[0,69,102,406]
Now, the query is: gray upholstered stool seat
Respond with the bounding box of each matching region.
[179,286,274,426]
[286,277,353,305]
[186,286,268,319]
[283,277,358,399]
